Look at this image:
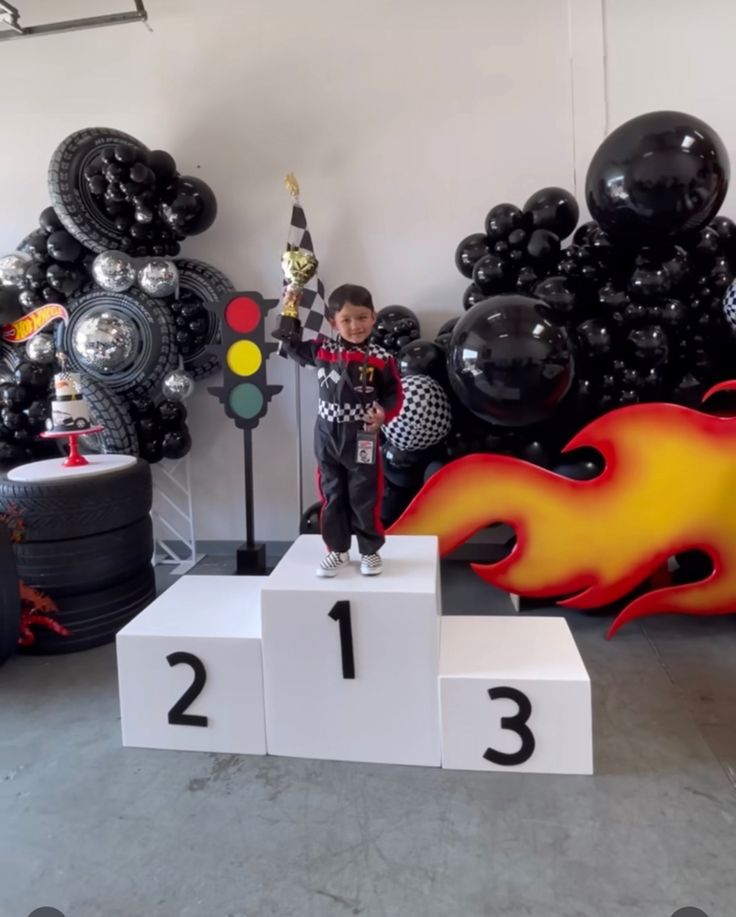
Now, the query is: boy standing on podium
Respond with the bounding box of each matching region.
[282,284,403,578]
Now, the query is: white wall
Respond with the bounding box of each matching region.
[0,0,578,540]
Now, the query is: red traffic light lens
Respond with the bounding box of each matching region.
[224,296,260,334]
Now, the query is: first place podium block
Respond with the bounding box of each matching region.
[439,616,593,775]
[261,535,441,767]
[117,575,267,755]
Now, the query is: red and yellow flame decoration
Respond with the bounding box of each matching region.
[390,384,736,637]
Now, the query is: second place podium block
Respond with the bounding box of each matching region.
[260,535,442,767]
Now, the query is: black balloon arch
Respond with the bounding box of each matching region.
[375,110,736,525]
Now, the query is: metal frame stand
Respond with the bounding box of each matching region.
[152,454,203,576]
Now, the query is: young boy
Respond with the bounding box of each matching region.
[283,284,403,577]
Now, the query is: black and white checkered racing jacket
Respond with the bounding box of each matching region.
[284,335,403,425]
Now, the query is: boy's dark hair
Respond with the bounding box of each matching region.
[326,284,374,320]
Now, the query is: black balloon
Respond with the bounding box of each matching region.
[522,187,579,240]
[162,428,192,460]
[398,340,445,379]
[627,325,669,366]
[628,263,671,302]
[573,221,597,246]
[128,396,156,420]
[485,204,523,242]
[526,229,560,263]
[139,438,163,463]
[160,175,217,236]
[158,399,187,430]
[585,110,729,242]
[447,295,575,427]
[577,319,613,359]
[14,362,49,391]
[462,283,485,311]
[25,231,48,260]
[39,207,63,234]
[45,263,84,296]
[533,275,577,318]
[149,149,177,181]
[455,233,491,278]
[46,230,82,263]
[434,317,458,349]
[472,254,511,294]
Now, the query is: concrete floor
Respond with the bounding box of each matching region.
[1,549,735,917]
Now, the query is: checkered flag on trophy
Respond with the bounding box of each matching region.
[285,174,331,340]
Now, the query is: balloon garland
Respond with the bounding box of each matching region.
[0,127,228,468]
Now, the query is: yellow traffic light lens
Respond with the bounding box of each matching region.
[226,340,262,376]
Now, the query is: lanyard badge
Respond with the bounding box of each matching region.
[356,431,377,465]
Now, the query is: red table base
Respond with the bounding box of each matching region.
[40,426,104,468]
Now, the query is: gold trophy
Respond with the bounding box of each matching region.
[272,174,320,343]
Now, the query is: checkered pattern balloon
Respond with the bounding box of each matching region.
[384,373,452,452]
[723,279,736,330]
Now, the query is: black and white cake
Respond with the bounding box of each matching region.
[46,371,93,433]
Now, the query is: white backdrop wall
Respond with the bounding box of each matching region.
[3,0,733,541]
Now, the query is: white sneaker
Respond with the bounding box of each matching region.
[360,553,383,576]
[317,551,350,577]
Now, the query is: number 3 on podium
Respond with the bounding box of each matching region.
[484,686,535,766]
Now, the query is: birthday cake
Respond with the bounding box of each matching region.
[46,371,93,433]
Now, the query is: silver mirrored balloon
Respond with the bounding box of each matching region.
[162,369,195,401]
[26,334,56,364]
[137,258,179,298]
[0,370,14,386]
[72,309,138,373]
[91,250,136,293]
[0,251,32,288]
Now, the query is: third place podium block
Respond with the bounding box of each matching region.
[260,535,441,767]
[439,616,593,775]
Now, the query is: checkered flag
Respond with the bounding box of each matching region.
[286,178,331,340]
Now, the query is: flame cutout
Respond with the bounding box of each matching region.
[390,386,736,637]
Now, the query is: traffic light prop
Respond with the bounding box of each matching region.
[205,291,283,574]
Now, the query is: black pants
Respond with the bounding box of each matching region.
[315,419,385,555]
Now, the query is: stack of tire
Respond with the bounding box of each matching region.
[0,459,155,654]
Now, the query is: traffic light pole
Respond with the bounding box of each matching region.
[236,428,267,575]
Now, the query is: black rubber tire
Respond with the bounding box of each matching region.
[47,127,149,253]
[0,341,21,373]
[175,258,230,379]
[20,564,156,655]
[13,516,153,597]
[0,523,20,665]
[59,285,178,397]
[0,458,152,542]
[56,377,139,457]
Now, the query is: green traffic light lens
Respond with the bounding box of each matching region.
[228,383,264,420]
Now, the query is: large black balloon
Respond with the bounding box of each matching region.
[522,187,579,241]
[446,295,575,427]
[585,110,729,242]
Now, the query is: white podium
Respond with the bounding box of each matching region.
[260,535,442,766]
[439,616,593,774]
[117,575,267,755]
